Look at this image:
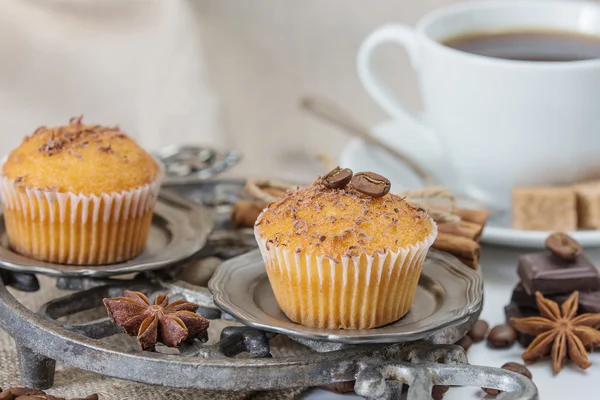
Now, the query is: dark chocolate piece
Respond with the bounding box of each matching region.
[510,282,567,309]
[511,282,600,314]
[577,290,600,313]
[504,302,536,347]
[517,252,600,295]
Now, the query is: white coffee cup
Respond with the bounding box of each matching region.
[357,0,600,212]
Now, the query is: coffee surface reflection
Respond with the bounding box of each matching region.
[443,29,600,62]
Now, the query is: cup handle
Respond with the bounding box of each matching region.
[357,24,439,148]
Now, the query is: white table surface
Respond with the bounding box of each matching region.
[302,245,600,400]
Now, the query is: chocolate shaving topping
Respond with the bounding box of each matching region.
[13,176,26,187]
[34,117,127,156]
[257,175,432,258]
[293,219,308,234]
[324,255,339,264]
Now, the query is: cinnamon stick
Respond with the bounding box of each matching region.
[232,199,268,227]
[437,219,484,241]
[262,187,287,198]
[455,255,480,270]
[433,233,480,269]
[455,208,489,227]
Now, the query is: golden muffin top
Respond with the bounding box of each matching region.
[255,175,435,257]
[2,117,159,195]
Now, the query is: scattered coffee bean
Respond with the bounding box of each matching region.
[432,385,449,400]
[4,388,46,396]
[502,362,532,379]
[456,335,473,351]
[483,362,532,395]
[322,167,353,189]
[487,324,517,348]
[351,172,391,197]
[483,387,501,396]
[468,319,489,342]
[545,232,582,261]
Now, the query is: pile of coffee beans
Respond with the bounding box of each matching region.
[458,319,518,349]
[441,319,532,398]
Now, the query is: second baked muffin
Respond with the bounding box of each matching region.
[254,171,437,329]
[0,117,163,265]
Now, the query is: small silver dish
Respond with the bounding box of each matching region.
[156,145,242,186]
[210,249,483,344]
[0,191,212,278]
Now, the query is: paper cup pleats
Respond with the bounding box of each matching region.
[0,175,161,265]
[255,224,437,330]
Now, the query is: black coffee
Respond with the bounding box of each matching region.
[442,29,600,62]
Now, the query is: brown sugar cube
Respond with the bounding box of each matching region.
[573,181,600,229]
[512,186,577,231]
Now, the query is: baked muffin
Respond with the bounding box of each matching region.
[254,169,437,329]
[0,116,163,265]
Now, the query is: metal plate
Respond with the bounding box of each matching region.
[0,190,212,277]
[156,145,243,186]
[209,249,483,344]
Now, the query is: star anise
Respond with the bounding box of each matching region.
[510,291,600,373]
[103,290,209,351]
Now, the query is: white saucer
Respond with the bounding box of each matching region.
[339,119,600,249]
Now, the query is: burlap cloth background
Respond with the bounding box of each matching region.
[0,275,311,399]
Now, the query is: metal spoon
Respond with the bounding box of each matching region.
[301,96,438,186]
[300,95,500,213]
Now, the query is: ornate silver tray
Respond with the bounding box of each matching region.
[210,249,483,344]
[0,148,538,399]
[0,190,212,278]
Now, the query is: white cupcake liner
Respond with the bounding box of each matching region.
[0,162,164,265]
[254,217,437,329]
